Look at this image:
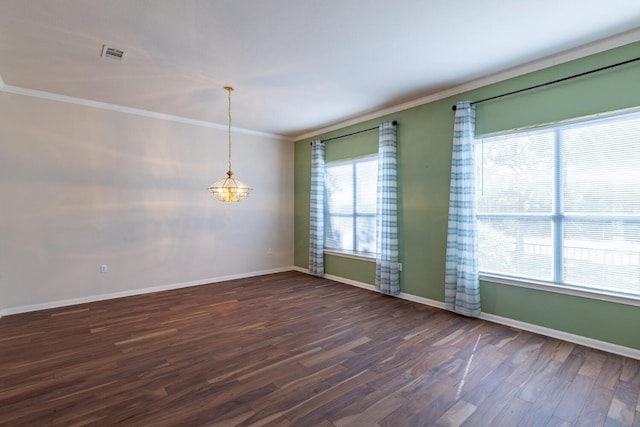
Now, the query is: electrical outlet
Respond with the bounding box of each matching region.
[398,262,403,271]
[267,248,273,255]
[100,264,108,273]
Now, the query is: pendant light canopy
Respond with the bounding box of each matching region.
[208,86,252,202]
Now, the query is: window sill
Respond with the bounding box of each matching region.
[480,273,640,307]
[324,250,376,263]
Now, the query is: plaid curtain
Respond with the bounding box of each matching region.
[445,101,480,317]
[309,140,325,276]
[375,121,400,295]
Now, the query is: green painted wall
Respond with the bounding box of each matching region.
[294,41,640,350]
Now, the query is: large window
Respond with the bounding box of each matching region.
[476,109,640,298]
[325,155,377,255]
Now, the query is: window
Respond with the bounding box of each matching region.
[476,109,640,298]
[325,155,377,256]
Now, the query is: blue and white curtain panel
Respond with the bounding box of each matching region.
[309,140,325,276]
[376,121,400,296]
[444,101,480,317]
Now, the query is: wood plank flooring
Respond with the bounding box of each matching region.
[1,271,639,426]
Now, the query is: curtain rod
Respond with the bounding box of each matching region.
[451,56,640,111]
[311,120,397,144]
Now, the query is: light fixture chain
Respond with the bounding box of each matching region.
[227,86,232,173]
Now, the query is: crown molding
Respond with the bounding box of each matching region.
[294,27,640,141]
[0,83,289,141]
[2,26,639,144]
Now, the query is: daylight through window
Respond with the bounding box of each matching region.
[325,155,377,255]
[476,109,640,297]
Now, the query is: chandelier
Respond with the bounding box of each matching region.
[207,86,252,202]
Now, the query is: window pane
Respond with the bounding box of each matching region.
[477,110,640,297]
[326,216,353,251]
[563,115,640,214]
[356,216,376,254]
[325,155,377,256]
[476,132,554,214]
[478,218,552,280]
[564,220,640,294]
[356,159,377,214]
[326,163,353,214]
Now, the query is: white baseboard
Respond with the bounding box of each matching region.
[478,313,640,360]
[292,266,446,310]
[292,267,640,360]
[5,266,638,360]
[0,266,293,317]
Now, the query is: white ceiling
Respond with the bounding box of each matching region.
[1,0,639,138]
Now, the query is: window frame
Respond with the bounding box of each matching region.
[324,154,378,258]
[475,107,640,307]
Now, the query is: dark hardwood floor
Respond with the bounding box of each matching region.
[1,271,638,426]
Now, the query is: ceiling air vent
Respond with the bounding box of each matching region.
[101,45,124,61]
